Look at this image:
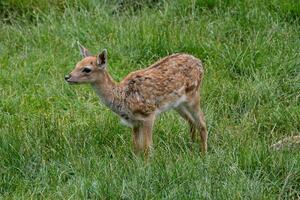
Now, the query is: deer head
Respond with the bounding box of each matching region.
[65,42,108,84]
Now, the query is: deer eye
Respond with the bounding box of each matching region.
[82,68,92,73]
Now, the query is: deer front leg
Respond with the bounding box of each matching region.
[175,106,197,142]
[132,116,155,158]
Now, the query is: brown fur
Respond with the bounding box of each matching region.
[65,45,208,157]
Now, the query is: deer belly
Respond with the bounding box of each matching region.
[155,95,186,115]
[120,117,133,128]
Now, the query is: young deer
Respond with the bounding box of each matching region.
[65,43,208,156]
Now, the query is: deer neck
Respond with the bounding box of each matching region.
[91,71,124,115]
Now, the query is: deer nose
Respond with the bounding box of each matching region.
[64,74,71,81]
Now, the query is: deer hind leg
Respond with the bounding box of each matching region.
[182,96,208,154]
[132,116,155,158]
[195,108,208,153]
[175,106,197,142]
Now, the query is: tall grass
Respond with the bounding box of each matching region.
[0,0,299,199]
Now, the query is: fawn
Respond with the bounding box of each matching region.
[65,43,208,156]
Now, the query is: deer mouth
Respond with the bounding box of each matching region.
[66,80,79,84]
[65,75,79,84]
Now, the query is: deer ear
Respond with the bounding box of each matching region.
[77,41,91,58]
[96,49,107,69]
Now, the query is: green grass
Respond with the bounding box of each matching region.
[0,0,300,199]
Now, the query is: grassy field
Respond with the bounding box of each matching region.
[0,0,300,199]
